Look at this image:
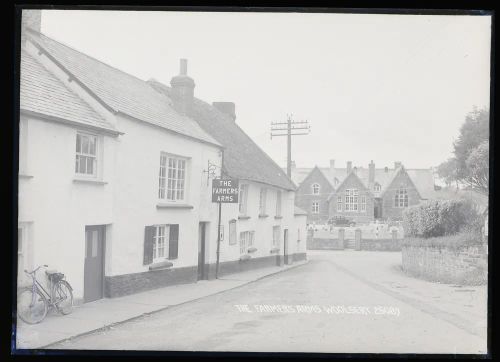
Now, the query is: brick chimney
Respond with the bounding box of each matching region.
[212,102,236,121]
[21,9,42,45]
[369,160,375,185]
[347,161,352,174]
[170,59,195,116]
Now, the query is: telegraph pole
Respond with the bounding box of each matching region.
[271,114,310,177]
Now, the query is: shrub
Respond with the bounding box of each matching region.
[402,199,479,238]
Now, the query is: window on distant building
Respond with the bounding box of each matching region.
[395,187,409,208]
[75,132,98,177]
[345,189,359,212]
[229,219,237,245]
[374,183,381,192]
[312,202,319,214]
[360,195,366,211]
[259,188,267,215]
[272,226,281,248]
[276,190,282,217]
[159,153,187,202]
[239,231,255,254]
[312,183,320,195]
[239,184,249,215]
[337,195,342,212]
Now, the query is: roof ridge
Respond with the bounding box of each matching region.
[28,29,152,87]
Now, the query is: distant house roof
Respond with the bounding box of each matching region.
[290,165,436,200]
[20,49,117,133]
[148,80,296,191]
[25,29,220,147]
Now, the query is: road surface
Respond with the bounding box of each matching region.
[52,251,487,354]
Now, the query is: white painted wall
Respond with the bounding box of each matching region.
[18,114,116,300]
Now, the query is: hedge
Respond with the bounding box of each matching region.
[401,230,483,250]
[402,199,480,238]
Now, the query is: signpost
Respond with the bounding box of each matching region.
[212,177,239,278]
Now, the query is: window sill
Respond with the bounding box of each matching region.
[274,215,283,220]
[238,215,251,220]
[149,260,174,271]
[19,173,34,179]
[156,203,194,209]
[73,177,107,185]
[258,214,269,219]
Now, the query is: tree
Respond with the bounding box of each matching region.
[436,158,459,189]
[466,140,489,194]
[436,107,489,194]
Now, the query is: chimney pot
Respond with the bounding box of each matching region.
[369,160,375,184]
[180,59,188,75]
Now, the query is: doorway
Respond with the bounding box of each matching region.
[84,225,106,303]
[198,222,208,280]
[283,228,289,265]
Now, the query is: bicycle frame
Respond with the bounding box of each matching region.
[27,270,60,308]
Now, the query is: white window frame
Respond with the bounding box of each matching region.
[276,190,282,217]
[395,187,409,208]
[337,195,342,212]
[312,202,319,214]
[259,188,267,215]
[159,153,188,202]
[239,231,254,254]
[312,183,320,195]
[239,184,249,215]
[360,195,366,211]
[153,225,170,262]
[344,189,359,212]
[272,226,281,248]
[75,132,99,178]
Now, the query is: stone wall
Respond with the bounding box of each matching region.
[307,238,345,250]
[401,244,487,285]
[360,239,401,251]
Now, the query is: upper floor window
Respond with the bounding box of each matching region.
[374,183,382,192]
[259,188,267,215]
[360,195,367,211]
[312,183,320,195]
[239,184,249,215]
[345,189,358,212]
[395,187,409,208]
[337,195,342,212]
[159,154,186,202]
[275,190,282,217]
[312,202,320,214]
[75,132,98,177]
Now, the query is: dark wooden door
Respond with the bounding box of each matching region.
[84,225,105,302]
[198,223,206,280]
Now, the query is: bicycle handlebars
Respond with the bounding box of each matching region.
[24,264,48,275]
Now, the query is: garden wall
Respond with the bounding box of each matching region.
[401,243,487,285]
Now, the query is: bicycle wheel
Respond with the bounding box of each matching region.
[54,280,73,315]
[17,288,48,324]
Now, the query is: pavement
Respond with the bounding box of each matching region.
[17,251,488,354]
[14,260,307,350]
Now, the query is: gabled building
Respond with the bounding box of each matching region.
[289,160,437,223]
[18,10,306,303]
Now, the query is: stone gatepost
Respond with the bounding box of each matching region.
[355,228,362,251]
[338,228,345,249]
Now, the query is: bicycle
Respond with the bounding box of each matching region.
[17,265,74,324]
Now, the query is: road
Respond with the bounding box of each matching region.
[52,251,487,354]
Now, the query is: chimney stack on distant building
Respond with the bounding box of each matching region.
[369,160,375,185]
[212,102,236,121]
[170,59,195,116]
[329,159,335,176]
[347,161,352,174]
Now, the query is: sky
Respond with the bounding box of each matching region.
[40,10,491,170]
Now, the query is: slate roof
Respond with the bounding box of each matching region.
[25,29,220,147]
[20,49,116,132]
[291,165,436,200]
[148,80,296,191]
